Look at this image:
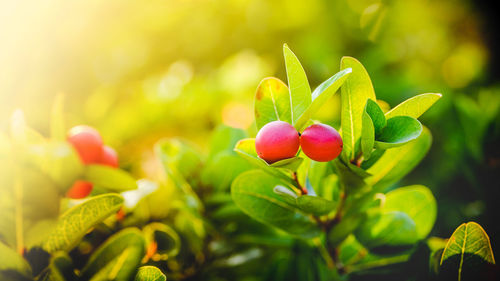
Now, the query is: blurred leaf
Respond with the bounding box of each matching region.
[340,57,377,161]
[81,228,145,281]
[202,152,253,190]
[155,138,203,182]
[47,252,77,281]
[355,211,419,249]
[134,266,166,281]
[231,170,320,238]
[385,93,442,119]
[208,125,247,161]
[294,68,352,131]
[254,78,292,130]
[375,116,422,149]
[367,126,432,191]
[84,165,137,192]
[296,195,336,216]
[50,94,65,141]
[43,194,123,253]
[0,242,32,278]
[328,214,365,247]
[384,185,437,239]
[143,222,181,257]
[283,44,312,125]
[440,222,495,280]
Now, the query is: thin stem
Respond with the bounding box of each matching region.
[313,237,335,269]
[292,171,307,195]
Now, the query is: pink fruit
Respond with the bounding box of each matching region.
[99,145,119,168]
[255,121,300,163]
[300,123,342,162]
[66,180,93,199]
[67,125,103,164]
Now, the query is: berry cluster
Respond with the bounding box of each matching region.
[255,121,343,163]
[66,125,119,198]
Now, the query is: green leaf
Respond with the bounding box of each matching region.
[81,228,145,281]
[143,222,181,257]
[43,194,123,253]
[269,156,304,171]
[367,126,432,191]
[231,170,320,238]
[84,165,137,192]
[47,252,77,281]
[208,125,247,160]
[375,116,423,149]
[135,266,166,281]
[340,57,377,161]
[365,99,386,136]
[294,68,352,131]
[155,138,202,183]
[355,211,419,249]
[385,93,442,119]
[361,107,375,160]
[254,78,292,130]
[384,185,437,239]
[283,44,312,125]
[328,214,365,247]
[202,152,253,191]
[296,195,336,217]
[0,242,32,278]
[440,222,495,281]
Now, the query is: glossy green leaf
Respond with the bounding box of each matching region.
[47,252,77,281]
[375,116,423,149]
[231,170,320,238]
[135,266,166,281]
[296,195,336,216]
[254,77,292,130]
[385,93,442,119]
[208,125,247,161]
[0,242,32,278]
[294,68,352,131]
[340,56,377,161]
[269,156,304,171]
[365,99,386,136]
[43,194,123,253]
[384,185,437,239]
[361,107,375,160]
[81,228,145,281]
[440,222,495,281]
[355,211,419,249]
[84,165,137,192]
[367,126,432,191]
[283,44,312,125]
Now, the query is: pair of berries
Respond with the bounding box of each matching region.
[255,121,343,163]
[66,125,119,199]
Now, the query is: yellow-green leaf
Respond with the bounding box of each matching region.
[254,77,292,130]
[135,266,166,281]
[385,93,442,119]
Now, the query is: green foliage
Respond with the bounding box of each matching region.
[84,165,138,192]
[135,266,166,281]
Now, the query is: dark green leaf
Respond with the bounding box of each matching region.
[296,195,336,216]
[365,99,386,136]
[47,252,77,281]
[81,228,145,281]
[254,78,292,130]
[134,266,166,281]
[385,93,442,119]
[143,222,181,257]
[340,57,377,161]
[375,116,422,149]
[43,194,123,253]
[355,211,419,249]
[84,165,137,192]
[384,185,437,239]
[283,44,312,125]
[294,68,352,131]
[231,170,321,238]
[440,222,495,281]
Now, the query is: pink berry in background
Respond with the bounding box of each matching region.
[300,123,343,162]
[99,145,119,168]
[66,180,93,199]
[67,125,103,164]
[255,121,300,163]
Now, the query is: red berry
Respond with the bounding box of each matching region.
[100,145,119,168]
[300,123,343,162]
[67,125,103,164]
[255,121,300,163]
[66,180,93,199]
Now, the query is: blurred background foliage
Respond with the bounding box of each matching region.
[1,0,499,262]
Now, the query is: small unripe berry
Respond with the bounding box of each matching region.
[67,125,103,164]
[99,145,119,168]
[255,121,300,163]
[66,180,93,199]
[300,123,342,162]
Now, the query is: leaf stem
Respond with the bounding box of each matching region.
[292,171,307,195]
